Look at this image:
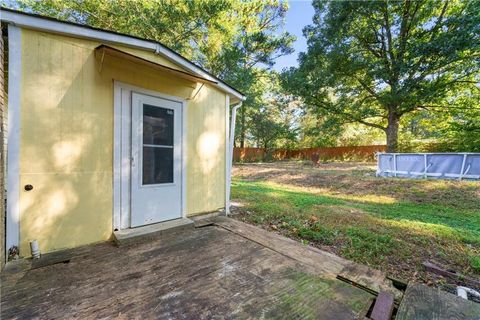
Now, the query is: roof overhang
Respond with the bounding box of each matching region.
[0,8,246,103]
[95,45,217,85]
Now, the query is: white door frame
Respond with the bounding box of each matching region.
[113,81,187,231]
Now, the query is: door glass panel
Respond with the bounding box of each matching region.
[142,103,174,185]
[143,104,174,146]
[143,147,174,184]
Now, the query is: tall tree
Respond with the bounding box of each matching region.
[248,73,298,150]
[212,2,294,147]
[283,0,480,152]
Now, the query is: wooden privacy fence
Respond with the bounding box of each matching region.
[233,145,387,162]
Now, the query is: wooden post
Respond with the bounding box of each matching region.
[370,291,395,320]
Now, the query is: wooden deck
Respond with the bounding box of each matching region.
[1,217,477,319]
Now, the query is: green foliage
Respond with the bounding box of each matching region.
[297,224,336,245]
[297,114,384,148]
[471,256,480,273]
[283,0,480,151]
[397,94,480,152]
[247,74,299,149]
[436,101,480,152]
[441,120,480,152]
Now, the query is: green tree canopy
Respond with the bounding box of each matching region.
[248,73,299,150]
[283,0,480,152]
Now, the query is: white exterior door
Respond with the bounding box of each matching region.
[130,92,182,227]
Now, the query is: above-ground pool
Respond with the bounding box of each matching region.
[377,153,480,180]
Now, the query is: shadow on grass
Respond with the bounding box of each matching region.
[236,164,480,211]
[231,179,480,247]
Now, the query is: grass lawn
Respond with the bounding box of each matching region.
[231,161,480,289]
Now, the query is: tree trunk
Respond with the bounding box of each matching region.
[240,106,246,148]
[386,112,400,152]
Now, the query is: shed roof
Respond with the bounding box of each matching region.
[0,7,246,103]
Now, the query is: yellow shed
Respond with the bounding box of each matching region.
[0,8,245,260]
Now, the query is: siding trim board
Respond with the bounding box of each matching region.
[6,24,20,254]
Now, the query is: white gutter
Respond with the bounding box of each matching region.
[225,102,242,215]
[0,9,246,102]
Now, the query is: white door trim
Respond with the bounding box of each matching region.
[113,81,187,231]
[6,25,22,254]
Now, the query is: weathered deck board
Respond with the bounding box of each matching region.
[396,283,480,320]
[213,216,403,301]
[370,291,395,320]
[2,224,375,319]
[212,216,347,276]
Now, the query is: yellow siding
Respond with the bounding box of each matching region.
[187,84,227,215]
[19,29,226,255]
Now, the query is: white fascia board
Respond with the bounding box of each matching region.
[1,10,157,50]
[1,10,246,101]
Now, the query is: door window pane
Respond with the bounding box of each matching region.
[143,146,173,184]
[142,103,175,185]
[143,104,174,146]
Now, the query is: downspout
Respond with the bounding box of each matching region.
[226,102,242,215]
